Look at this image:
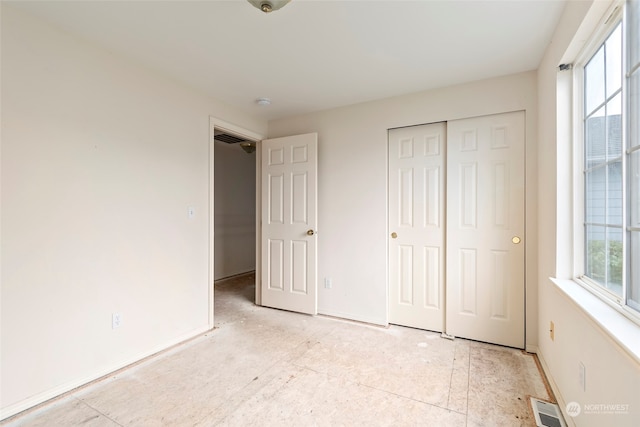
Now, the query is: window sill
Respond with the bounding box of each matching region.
[550,278,640,364]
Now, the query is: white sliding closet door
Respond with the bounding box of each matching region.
[388,111,525,349]
[388,123,446,331]
[445,111,525,348]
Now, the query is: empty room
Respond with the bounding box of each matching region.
[1,1,639,426]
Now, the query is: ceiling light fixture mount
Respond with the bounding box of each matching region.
[248,0,291,14]
[240,142,256,154]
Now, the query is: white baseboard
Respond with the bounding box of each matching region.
[536,350,576,427]
[0,325,211,421]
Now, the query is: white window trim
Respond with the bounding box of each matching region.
[572,1,640,323]
[552,0,640,364]
[572,5,619,285]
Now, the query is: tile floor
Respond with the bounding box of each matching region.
[3,273,552,426]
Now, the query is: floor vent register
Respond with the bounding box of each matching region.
[530,397,567,427]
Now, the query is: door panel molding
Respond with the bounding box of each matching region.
[388,111,525,349]
[389,122,446,331]
[445,111,525,348]
[261,133,318,315]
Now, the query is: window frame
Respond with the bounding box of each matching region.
[572,1,640,324]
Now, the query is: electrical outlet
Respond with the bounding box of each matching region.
[324,278,332,289]
[549,321,555,341]
[112,312,122,329]
[579,361,586,391]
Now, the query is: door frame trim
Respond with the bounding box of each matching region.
[209,117,266,328]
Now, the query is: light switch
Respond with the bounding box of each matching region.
[188,207,195,219]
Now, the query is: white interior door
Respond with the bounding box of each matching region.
[445,111,525,348]
[261,133,318,315]
[388,123,446,331]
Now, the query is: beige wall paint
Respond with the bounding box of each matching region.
[268,71,539,345]
[214,142,256,280]
[0,5,266,417]
[5,0,638,423]
[537,1,640,426]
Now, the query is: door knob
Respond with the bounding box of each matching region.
[307,229,315,236]
[512,236,521,244]
[391,232,398,239]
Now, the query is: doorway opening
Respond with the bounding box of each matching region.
[213,129,257,282]
[209,118,265,327]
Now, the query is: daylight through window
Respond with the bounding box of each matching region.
[581,0,640,314]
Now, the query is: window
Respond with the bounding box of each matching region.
[579,0,640,315]
[628,0,640,311]
[583,22,623,296]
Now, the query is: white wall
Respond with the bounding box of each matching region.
[0,5,266,418]
[268,71,539,346]
[538,2,640,426]
[7,1,638,423]
[214,142,256,280]
[537,1,640,426]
